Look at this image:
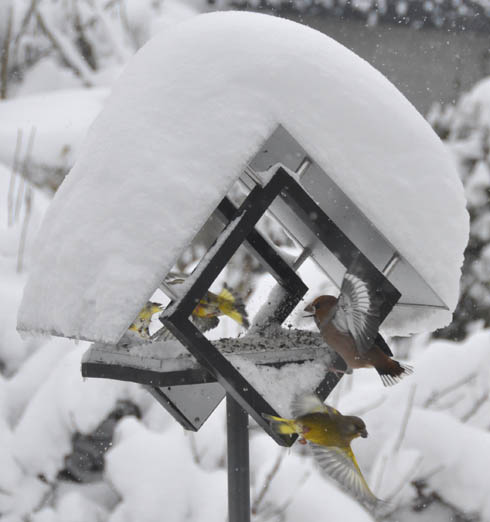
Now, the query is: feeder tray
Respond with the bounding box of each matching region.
[82,327,342,430]
[83,329,337,387]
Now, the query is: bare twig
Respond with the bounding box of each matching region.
[373,453,389,495]
[17,185,33,273]
[12,0,38,52]
[461,392,489,423]
[393,384,416,453]
[252,450,285,515]
[92,0,129,63]
[118,0,139,51]
[430,393,465,411]
[14,127,36,223]
[1,5,14,99]
[14,173,25,225]
[34,8,94,86]
[384,454,423,504]
[72,0,97,70]
[424,372,477,407]
[8,129,22,227]
[373,385,416,495]
[188,433,201,465]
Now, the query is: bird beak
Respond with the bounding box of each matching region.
[360,429,368,438]
[303,304,314,318]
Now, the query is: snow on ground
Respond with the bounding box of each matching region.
[334,329,490,518]
[0,88,108,175]
[13,58,84,98]
[0,163,51,374]
[17,11,467,345]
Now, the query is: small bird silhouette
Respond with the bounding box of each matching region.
[192,284,250,332]
[305,268,412,386]
[263,394,380,507]
[127,277,250,343]
[128,301,163,339]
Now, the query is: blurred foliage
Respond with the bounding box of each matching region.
[429,94,490,340]
[0,0,166,93]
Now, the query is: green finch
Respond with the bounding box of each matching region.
[263,394,380,507]
[305,268,412,386]
[128,280,249,340]
[191,283,250,332]
[128,301,163,339]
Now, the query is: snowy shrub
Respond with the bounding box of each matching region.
[430,78,490,340]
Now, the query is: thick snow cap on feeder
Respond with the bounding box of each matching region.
[17,11,468,343]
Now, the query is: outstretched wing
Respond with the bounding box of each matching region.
[291,394,340,418]
[217,284,250,329]
[191,314,220,332]
[335,272,382,355]
[310,444,379,507]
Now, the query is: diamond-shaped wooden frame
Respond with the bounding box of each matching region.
[160,167,401,446]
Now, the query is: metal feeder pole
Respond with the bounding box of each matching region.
[227,394,250,522]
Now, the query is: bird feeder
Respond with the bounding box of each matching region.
[79,126,406,520]
[81,126,448,438]
[17,12,468,522]
[81,124,413,439]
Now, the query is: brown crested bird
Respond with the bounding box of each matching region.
[263,394,380,507]
[305,270,412,386]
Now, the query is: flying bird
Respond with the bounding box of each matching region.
[304,266,412,386]
[127,276,250,342]
[192,283,250,332]
[263,394,380,507]
[128,301,163,339]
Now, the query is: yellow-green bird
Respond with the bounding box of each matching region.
[128,301,163,339]
[192,283,250,332]
[128,282,249,341]
[263,394,380,507]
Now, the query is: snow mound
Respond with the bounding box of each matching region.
[18,11,468,343]
[0,88,108,171]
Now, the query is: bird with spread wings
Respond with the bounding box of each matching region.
[263,394,381,508]
[305,259,412,385]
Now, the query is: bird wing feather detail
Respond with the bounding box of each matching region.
[310,444,379,506]
[191,314,220,332]
[291,394,339,418]
[335,272,382,355]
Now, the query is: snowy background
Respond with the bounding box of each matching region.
[0,1,489,521]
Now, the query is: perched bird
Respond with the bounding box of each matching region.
[128,301,163,339]
[191,283,250,332]
[304,268,412,386]
[127,278,250,342]
[263,394,380,507]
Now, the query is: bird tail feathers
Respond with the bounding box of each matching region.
[377,360,413,387]
[262,414,298,435]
